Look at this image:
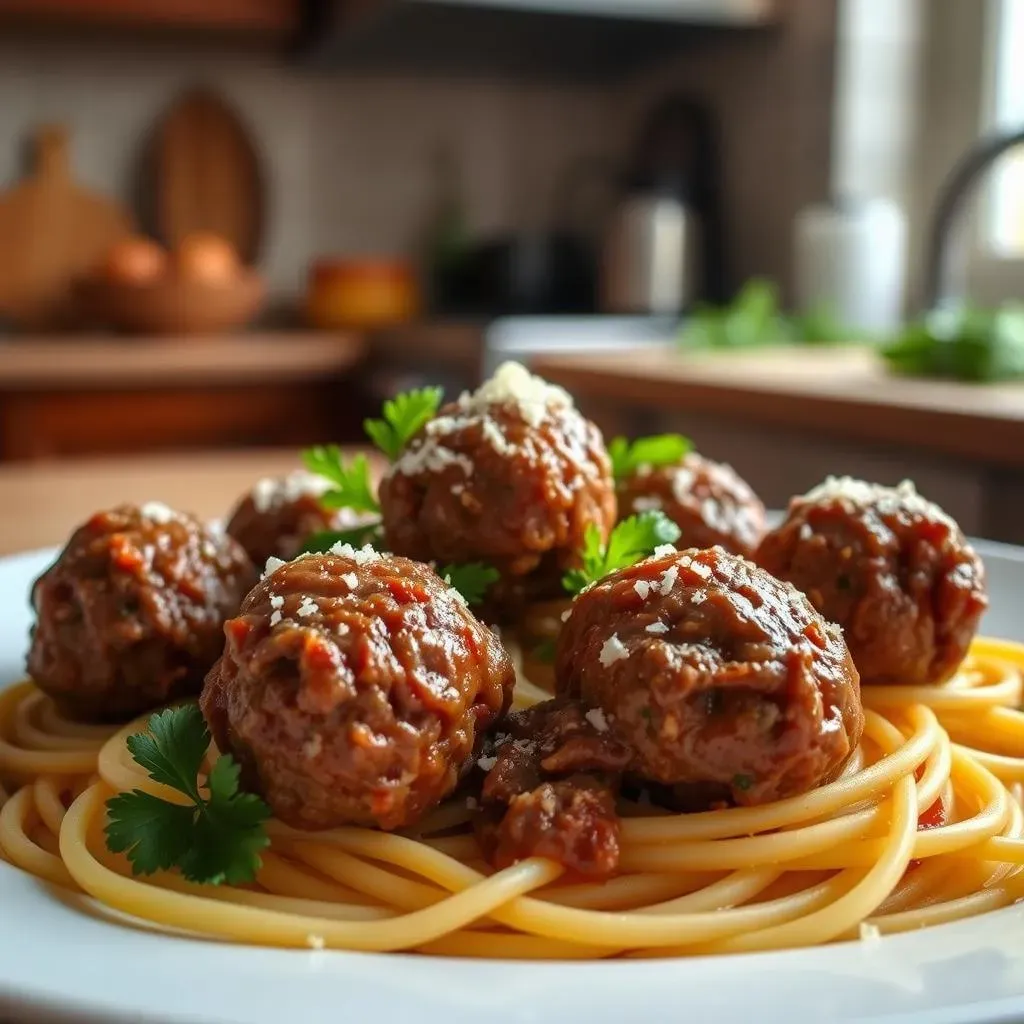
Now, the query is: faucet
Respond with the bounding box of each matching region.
[924,125,1024,311]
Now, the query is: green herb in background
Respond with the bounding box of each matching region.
[881,304,1024,382]
[442,562,500,606]
[608,434,693,482]
[563,511,682,596]
[302,447,381,516]
[105,706,270,886]
[680,278,853,349]
[363,386,444,460]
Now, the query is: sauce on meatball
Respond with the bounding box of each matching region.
[618,452,766,558]
[201,545,515,831]
[28,503,256,722]
[756,476,988,685]
[556,546,863,808]
[378,362,616,619]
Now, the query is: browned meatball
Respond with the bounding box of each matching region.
[475,698,632,878]
[755,477,988,685]
[378,362,616,618]
[618,452,766,558]
[226,471,370,568]
[201,545,515,831]
[556,546,863,807]
[28,503,256,723]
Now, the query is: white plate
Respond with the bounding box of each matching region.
[3,544,1024,1024]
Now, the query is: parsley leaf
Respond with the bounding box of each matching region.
[301,521,385,554]
[608,434,692,481]
[364,386,444,460]
[104,705,271,886]
[562,511,681,595]
[301,447,380,515]
[442,562,500,606]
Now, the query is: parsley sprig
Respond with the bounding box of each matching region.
[562,511,681,595]
[303,447,380,515]
[608,434,692,482]
[442,562,500,606]
[364,387,443,460]
[105,706,270,886]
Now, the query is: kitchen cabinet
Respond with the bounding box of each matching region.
[0,0,299,37]
[303,0,777,79]
[0,333,368,461]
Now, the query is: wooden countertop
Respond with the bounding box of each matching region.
[0,332,366,390]
[534,344,1024,470]
[0,448,342,555]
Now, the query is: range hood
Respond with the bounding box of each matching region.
[299,0,776,79]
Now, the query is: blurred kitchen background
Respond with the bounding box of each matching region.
[1,0,1024,545]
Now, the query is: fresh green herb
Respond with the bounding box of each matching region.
[733,773,754,792]
[301,521,385,554]
[105,706,270,886]
[532,638,557,664]
[881,303,1024,382]
[302,447,380,515]
[364,386,444,461]
[562,511,682,596]
[608,434,692,482]
[442,562,500,606]
[680,278,853,350]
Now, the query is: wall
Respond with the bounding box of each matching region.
[607,0,839,298]
[0,37,611,302]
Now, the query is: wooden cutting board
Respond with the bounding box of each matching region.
[0,125,133,331]
[150,88,265,264]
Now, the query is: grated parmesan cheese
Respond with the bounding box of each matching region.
[599,634,629,667]
[296,596,318,618]
[645,621,669,634]
[632,495,663,513]
[269,595,284,609]
[653,544,677,558]
[658,565,679,596]
[457,361,573,428]
[561,608,573,623]
[477,755,498,772]
[341,572,358,590]
[264,556,287,577]
[585,707,610,732]
[251,471,330,514]
[670,467,696,503]
[139,501,178,524]
[801,476,953,527]
[390,441,474,479]
[269,610,283,626]
[634,580,652,600]
[328,542,381,566]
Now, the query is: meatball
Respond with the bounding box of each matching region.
[618,452,766,558]
[378,362,616,617]
[201,545,515,831]
[556,546,863,807]
[226,471,369,568]
[475,698,632,878]
[755,477,988,685]
[28,503,256,723]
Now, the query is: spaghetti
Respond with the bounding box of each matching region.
[3,637,1024,959]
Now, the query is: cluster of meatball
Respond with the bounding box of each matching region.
[25,360,989,883]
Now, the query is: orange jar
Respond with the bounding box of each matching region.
[305,259,419,330]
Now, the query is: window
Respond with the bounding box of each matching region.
[988,0,1024,255]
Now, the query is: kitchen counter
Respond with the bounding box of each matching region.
[532,344,1024,545]
[534,344,1024,470]
[0,332,365,390]
[0,447,379,555]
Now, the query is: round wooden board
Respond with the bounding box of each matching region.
[149,88,265,264]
